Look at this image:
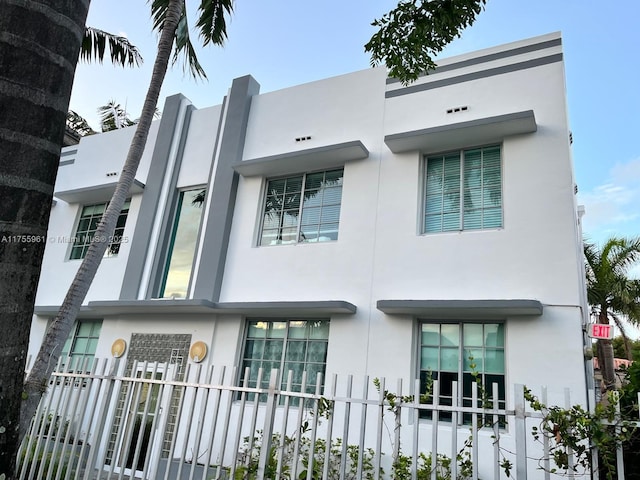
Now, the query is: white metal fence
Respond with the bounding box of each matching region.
[17,358,636,480]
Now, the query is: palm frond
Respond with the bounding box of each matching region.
[81,27,143,67]
[150,0,233,80]
[98,100,137,132]
[196,0,234,46]
[173,12,207,79]
[66,110,96,137]
[585,235,640,326]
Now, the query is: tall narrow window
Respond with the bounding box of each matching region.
[69,201,130,259]
[260,169,343,245]
[424,146,502,233]
[159,188,205,299]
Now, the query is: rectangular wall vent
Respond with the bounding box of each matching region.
[446,106,469,114]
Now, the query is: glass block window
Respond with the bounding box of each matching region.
[259,169,343,245]
[69,200,130,259]
[240,320,330,397]
[60,320,102,371]
[424,146,502,233]
[419,322,505,423]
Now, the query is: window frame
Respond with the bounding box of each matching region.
[157,187,206,299]
[60,319,103,372]
[422,144,503,234]
[416,320,506,425]
[257,168,344,246]
[238,319,330,399]
[68,200,131,260]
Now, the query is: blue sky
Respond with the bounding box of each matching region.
[70,0,640,253]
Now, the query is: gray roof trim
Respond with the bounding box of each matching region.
[62,299,359,316]
[386,53,562,99]
[384,110,536,154]
[54,179,145,204]
[233,141,369,177]
[386,37,562,84]
[376,299,543,319]
[59,159,75,167]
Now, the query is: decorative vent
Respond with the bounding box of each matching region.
[106,171,118,177]
[446,106,468,114]
[295,136,312,142]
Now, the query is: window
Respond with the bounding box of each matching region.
[259,169,343,246]
[60,320,102,371]
[69,201,130,260]
[424,145,502,233]
[419,322,505,423]
[240,320,329,398]
[159,188,205,299]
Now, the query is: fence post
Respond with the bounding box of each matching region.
[614,392,625,480]
[257,369,279,480]
[514,384,528,480]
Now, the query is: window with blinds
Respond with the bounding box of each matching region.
[259,169,343,245]
[424,146,502,233]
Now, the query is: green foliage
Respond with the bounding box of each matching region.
[98,100,138,132]
[611,336,640,360]
[150,0,234,79]
[524,387,637,480]
[365,0,487,85]
[19,442,70,479]
[299,437,378,480]
[392,452,455,480]
[81,27,143,67]
[232,431,378,480]
[66,111,96,137]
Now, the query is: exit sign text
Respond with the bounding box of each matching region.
[589,323,613,339]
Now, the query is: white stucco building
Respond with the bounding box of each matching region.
[29,32,592,477]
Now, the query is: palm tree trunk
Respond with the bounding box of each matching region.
[21,0,184,440]
[0,1,90,477]
[598,310,616,392]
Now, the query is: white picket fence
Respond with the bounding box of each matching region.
[17,358,635,480]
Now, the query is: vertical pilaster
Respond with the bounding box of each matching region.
[192,75,260,301]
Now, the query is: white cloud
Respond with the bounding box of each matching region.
[579,157,640,241]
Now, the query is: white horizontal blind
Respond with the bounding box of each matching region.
[424,146,502,233]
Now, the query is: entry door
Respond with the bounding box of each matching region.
[117,365,174,478]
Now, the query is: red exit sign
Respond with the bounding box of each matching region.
[589,323,614,339]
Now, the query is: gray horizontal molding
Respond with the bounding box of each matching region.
[59,159,75,166]
[385,110,536,154]
[80,299,357,316]
[377,299,543,319]
[60,149,77,157]
[386,37,562,84]
[233,140,369,177]
[34,305,100,318]
[55,179,145,204]
[386,53,563,99]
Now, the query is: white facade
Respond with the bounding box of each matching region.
[30,32,591,477]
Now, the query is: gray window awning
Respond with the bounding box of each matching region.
[54,179,145,204]
[35,300,357,317]
[384,110,537,154]
[233,140,369,177]
[376,299,543,319]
